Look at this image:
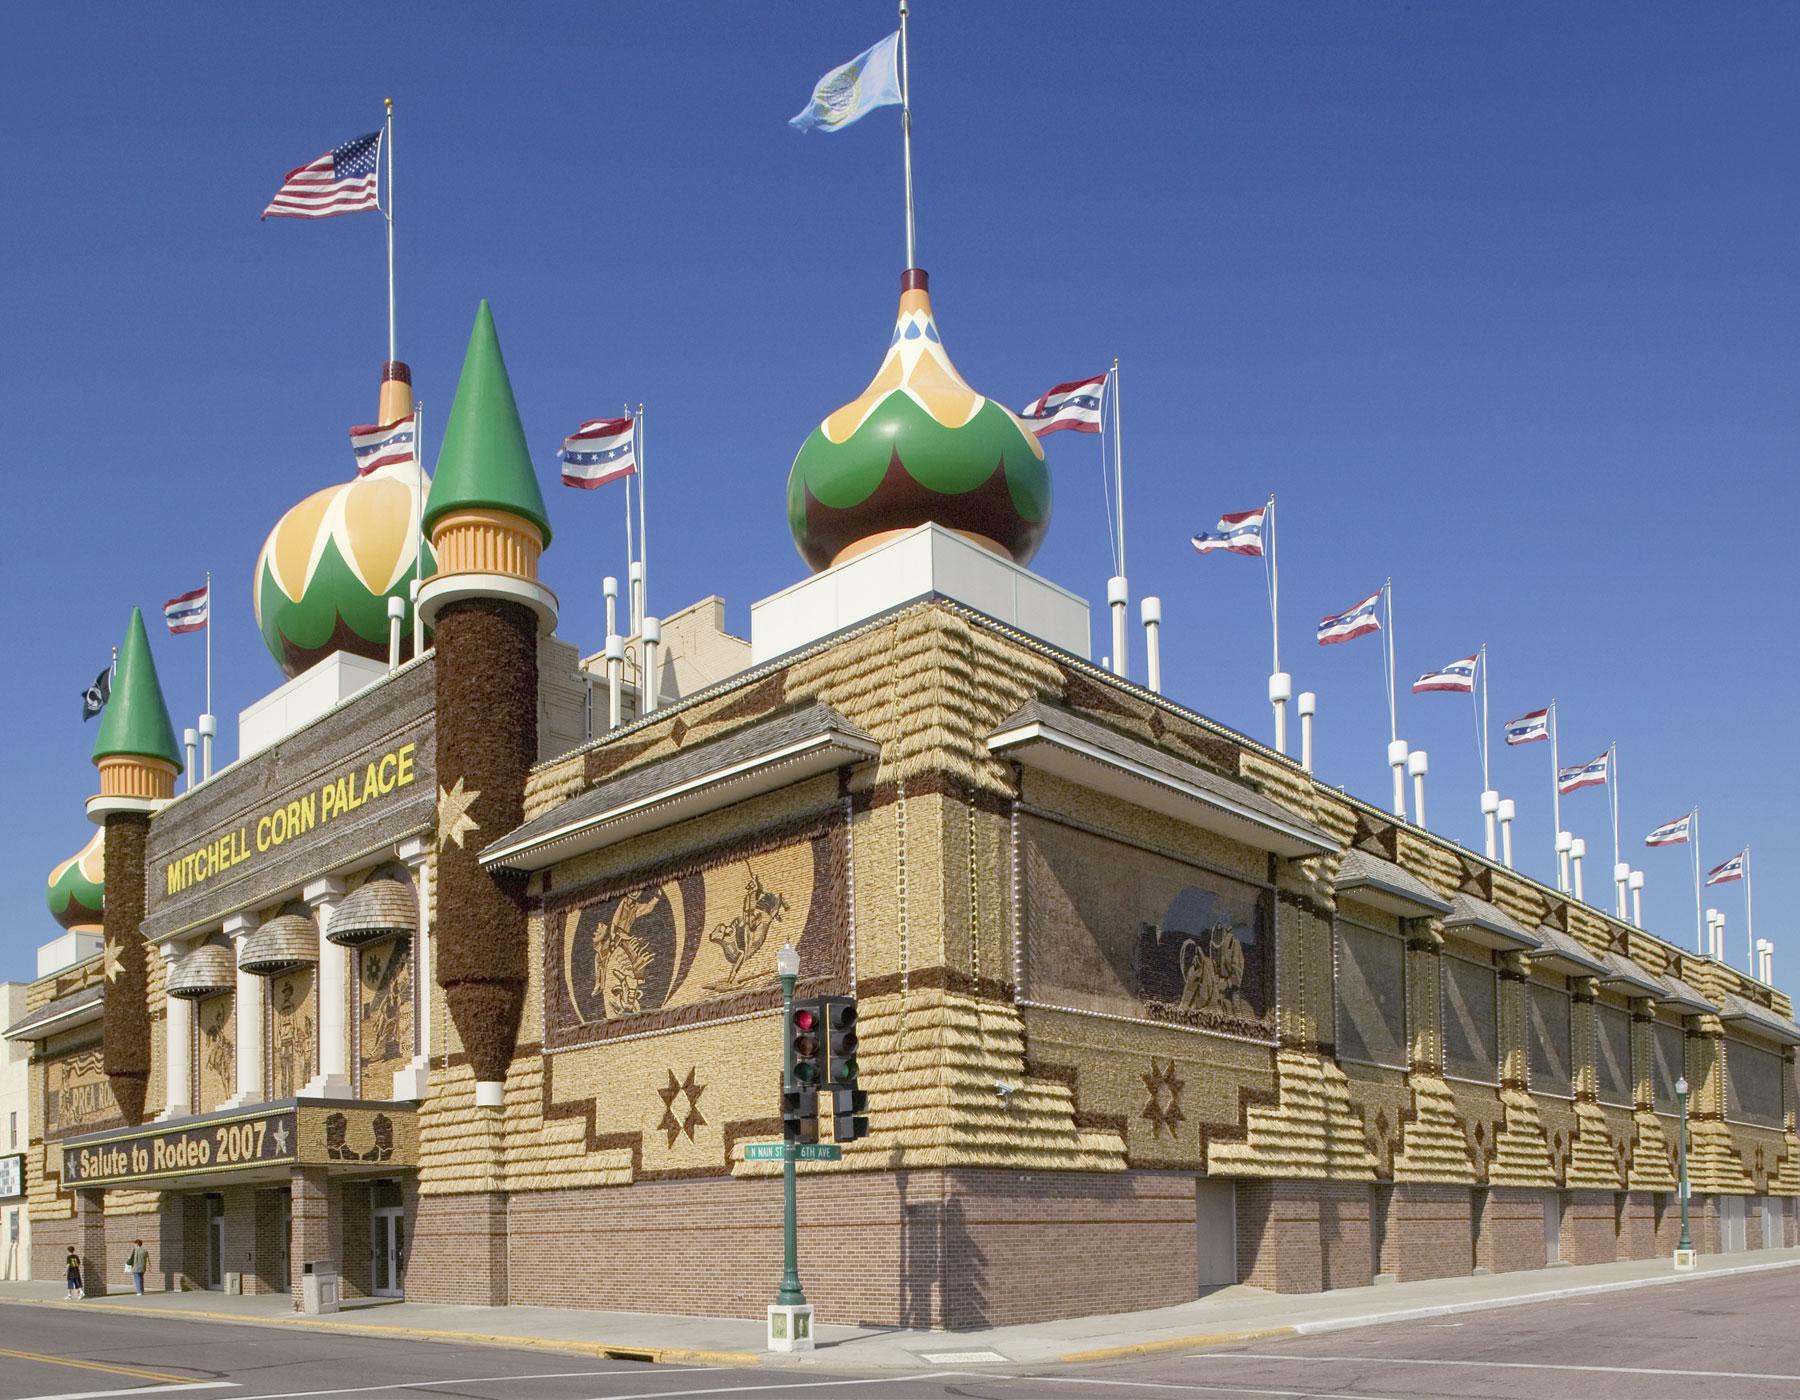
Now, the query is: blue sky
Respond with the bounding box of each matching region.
[1,3,1792,999]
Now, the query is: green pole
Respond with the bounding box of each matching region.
[1676,1078,1693,1254]
[777,965,806,1308]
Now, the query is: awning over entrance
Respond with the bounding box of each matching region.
[56,1098,416,1191]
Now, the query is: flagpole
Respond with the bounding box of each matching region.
[637,400,649,630]
[898,0,916,269]
[1383,579,1406,818]
[1479,644,1497,860]
[1550,699,1566,891]
[200,569,214,780]
[1108,357,1129,679]
[383,97,396,364]
[1609,741,1624,918]
[1743,844,1755,963]
[1267,493,1289,754]
[1691,805,1703,952]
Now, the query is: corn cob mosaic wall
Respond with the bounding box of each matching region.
[101,813,151,1126]
[268,968,316,1099]
[542,817,848,1050]
[358,938,413,1099]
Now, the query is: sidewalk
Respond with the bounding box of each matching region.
[3,1247,1797,1371]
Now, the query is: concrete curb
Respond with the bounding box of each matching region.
[0,1295,763,1369]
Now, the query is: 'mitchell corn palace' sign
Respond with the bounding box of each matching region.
[163,742,418,896]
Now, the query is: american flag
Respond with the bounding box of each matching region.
[1504,708,1550,745]
[559,416,638,489]
[1316,591,1382,645]
[1644,814,1693,847]
[1019,374,1106,437]
[164,584,209,636]
[349,414,416,476]
[1191,507,1266,556]
[262,131,382,220]
[1705,851,1747,885]
[1557,751,1609,795]
[1412,654,1478,694]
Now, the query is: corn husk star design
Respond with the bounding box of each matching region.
[437,777,481,850]
[104,939,125,983]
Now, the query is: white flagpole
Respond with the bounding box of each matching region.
[1106,358,1129,678]
[622,413,638,636]
[637,401,648,629]
[1744,844,1755,964]
[200,569,214,780]
[1550,699,1566,891]
[1266,494,1289,754]
[1478,644,1497,860]
[1691,805,1703,952]
[1609,742,1624,918]
[898,0,916,269]
[1383,579,1407,818]
[383,98,396,365]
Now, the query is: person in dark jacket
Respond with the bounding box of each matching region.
[64,1249,82,1300]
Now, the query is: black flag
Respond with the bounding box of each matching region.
[82,666,110,721]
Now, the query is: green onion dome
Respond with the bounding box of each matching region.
[787,269,1050,572]
[46,827,104,930]
[253,459,435,678]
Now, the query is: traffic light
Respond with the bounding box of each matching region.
[819,996,869,1141]
[783,999,822,1142]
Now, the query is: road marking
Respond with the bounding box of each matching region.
[16,1385,235,1400]
[564,1375,984,1400]
[1013,1379,1405,1400]
[1199,1352,1800,1382]
[0,1344,207,1384]
[918,1350,1009,1363]
[234,1371,715,1400]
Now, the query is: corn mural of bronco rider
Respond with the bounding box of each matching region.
[593,887,663,1018]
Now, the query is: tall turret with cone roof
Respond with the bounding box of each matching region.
[419,300,556,1109]
[88,606,180,1127]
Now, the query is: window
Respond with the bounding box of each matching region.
[1725,1038,1785,1128]
[1336,922,1408,1070]
[7,1112,13,1149]
[1442,954,1498,1084]
[1596,1004,1634,1107]
[1528,981,1573,1097]
[1652,1021,1686,1114]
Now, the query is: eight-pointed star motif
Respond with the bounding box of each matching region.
[437,777,481,850]
[656,1066,708,1147]
[1141,1057,1186,1140]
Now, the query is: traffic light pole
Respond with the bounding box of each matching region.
[778,961,806,1310]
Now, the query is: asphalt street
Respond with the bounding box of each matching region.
[2,1267,1798,1400]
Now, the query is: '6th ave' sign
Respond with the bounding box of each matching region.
[62,1109,297,1187]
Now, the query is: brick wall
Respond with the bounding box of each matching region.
[411,1169,1201,1328]
[1617,1192,1657,1260]
[253,1189,288,1294]
[1386,1183,1472,1282]
[1474,1187,1545,1273]
[1561,1189,1617,1265]
[1237,1178,1372,1294]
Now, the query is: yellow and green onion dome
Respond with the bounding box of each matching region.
[787,269,1050,572]
[254,459,435,678]
[46,828,104,930]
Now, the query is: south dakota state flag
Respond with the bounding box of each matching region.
[790,33,903,132]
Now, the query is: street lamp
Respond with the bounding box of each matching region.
[768,944,815,1351]
[1674,1074,1695,1270]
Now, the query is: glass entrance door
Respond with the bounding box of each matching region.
[371,1207,405,1297]
[206,1195,225,1289]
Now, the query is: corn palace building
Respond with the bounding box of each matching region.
[9,273,1798,1329]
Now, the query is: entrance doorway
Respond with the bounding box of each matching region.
[370,1180,405,1297]
[205,1194,224,1289]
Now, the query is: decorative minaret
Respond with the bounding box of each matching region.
[87,607,181,1126]
[417,301,555,1108]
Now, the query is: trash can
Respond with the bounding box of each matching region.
[299,1261,339,1315]
[224,1271,242,1296]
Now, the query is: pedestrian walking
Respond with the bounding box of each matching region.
[126,1239,149,1294]
[64,1248,82,1300]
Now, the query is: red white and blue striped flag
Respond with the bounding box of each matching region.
[1191,507,1266,556]
[1316,591,1382,644]
[262,131,382,220]
[1412,654,1478,694]
[164,584,209,636]
[1644,814,1693,847]
[1557,751,1609,794]
[1705,851,1746,885]
[349,414,417,476]
[1504,708,1550,745]
[559,416,638,489]
[1019,374,1106,437]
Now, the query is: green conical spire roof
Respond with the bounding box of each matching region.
[92,607,181,769]
[424,300,552,546]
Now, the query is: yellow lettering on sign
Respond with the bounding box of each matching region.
[396,743,415,787]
